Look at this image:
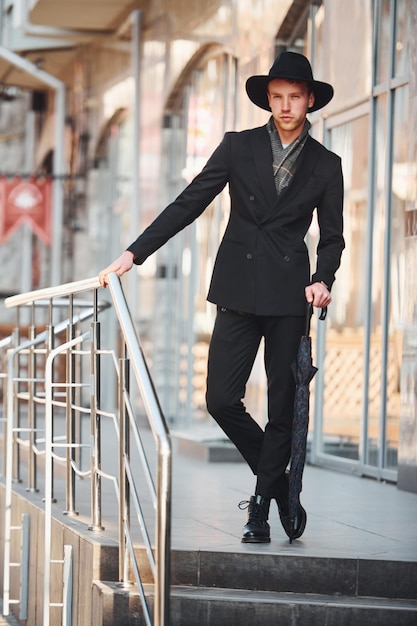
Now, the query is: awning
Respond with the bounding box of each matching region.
[0,0,225,90]
[29,0,146,32]
[28,0,223,36]
[0,47,77,90]
[0,0,146,90]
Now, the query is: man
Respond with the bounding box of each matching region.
[99,52,344,543]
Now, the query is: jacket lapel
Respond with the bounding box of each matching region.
[250,127,277,210]
[260,136,321,223]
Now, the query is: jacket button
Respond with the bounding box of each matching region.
[249,195,255,201]
[284,255,290,262]
[246,253,253,260]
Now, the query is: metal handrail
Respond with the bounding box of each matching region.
[107,273,172,626]
[1,274,172,626]
[4,277,101,308]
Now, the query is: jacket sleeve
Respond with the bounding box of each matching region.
[127,134,231,264]
[311,155,345,289]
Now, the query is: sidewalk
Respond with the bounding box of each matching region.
[3,420,417,561]
[1,423,417,626]
[169,438,417,561]
[31,419,417,560]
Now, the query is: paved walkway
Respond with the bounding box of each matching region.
[2,423,417,624]
[42,420,417,560]
[6,421,417,561]
[169,437,417,560]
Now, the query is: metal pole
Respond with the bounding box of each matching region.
[3,350,17,615]
[21,109,35,300]
[128,10,141,312]
[155,441,172,626]
[27,305,37,492]
[378,0,396,475]
[12,324,21,483]
[89,290,104,531]
[51,84,66,286]
[64,294,78,516]
[118,354,131,584]
[360,0,380,470]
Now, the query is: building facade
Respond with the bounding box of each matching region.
[0,0,416,491]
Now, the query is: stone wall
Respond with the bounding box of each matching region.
[0,482,118,625]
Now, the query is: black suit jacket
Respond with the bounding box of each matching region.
[127,125,344,316]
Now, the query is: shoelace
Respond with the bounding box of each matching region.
[238,499,267,523]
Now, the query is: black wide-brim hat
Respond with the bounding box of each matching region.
[246,51,334,113]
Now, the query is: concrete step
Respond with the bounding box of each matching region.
[92,581,417,626]
[93,548,417,626]
[133,548,417,601]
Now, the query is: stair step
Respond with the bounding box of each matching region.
[133,548,417,601]
[93,581,417,626]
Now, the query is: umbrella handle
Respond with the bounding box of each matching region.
[305,304,327,336]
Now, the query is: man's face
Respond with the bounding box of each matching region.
[267,79,315,143]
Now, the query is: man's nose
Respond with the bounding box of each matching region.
[282,97,291,110]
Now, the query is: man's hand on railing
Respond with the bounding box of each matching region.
[98,250,135,287]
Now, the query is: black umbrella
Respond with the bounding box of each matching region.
[288,304,326,542]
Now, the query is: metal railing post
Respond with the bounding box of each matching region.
[46,298,57,504]
[27,304,38,492]
[64,295,78,516]
[155,441,172,626]
[11,326,21,483]
[89,292,104,531]
[1,366,6,476]
[118,353,131,584]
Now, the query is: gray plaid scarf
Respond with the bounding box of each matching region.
[267,116,311,196]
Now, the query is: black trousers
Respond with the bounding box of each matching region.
[206,308,305,499]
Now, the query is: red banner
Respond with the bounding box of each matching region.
[0,176,52,245]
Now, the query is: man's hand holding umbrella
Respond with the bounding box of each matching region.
[305,281,332,308]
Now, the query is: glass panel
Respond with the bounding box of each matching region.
[314,114,370,461]
[185,57,232,322]
[145,54,236,426]
[394,0,410,77]
[375,0,391,86]
[367,93,388,466]
[385,83,409,469]
[311,4,325,78]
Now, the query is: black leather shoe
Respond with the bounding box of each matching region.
[239,495,271,543]
[276,473,307,543]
